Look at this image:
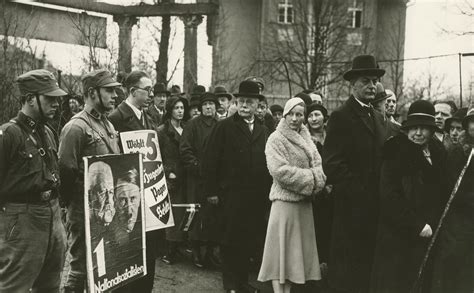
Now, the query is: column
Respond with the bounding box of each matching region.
[180,15,203,94]
[113,15,138,73]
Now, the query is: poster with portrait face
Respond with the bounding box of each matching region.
[84,153,146,293]
[120,130,175,231]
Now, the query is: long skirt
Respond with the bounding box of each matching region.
[258,200,321,284]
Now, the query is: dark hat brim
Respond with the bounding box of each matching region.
[234,93,265,101]
[462,113,474,129]
[156,91,171,96]
[401,117,439,132]
[43,87,68,97]
[343,68,386,81]
[371,92,393,105]
[215,93,233,99]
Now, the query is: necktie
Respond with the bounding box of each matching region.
[140,112,145,127]
[244,119,254,133]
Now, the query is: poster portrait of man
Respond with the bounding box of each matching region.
[84,153,147,293]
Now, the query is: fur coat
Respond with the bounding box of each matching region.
[265,120,326,202]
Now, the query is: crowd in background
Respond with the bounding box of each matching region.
[0,53,473,293]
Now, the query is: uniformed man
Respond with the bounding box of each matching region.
[0,69,67,292]
[59,69,121,293]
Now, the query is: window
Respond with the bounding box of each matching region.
[348,0,363,28]
[278,0,294,24]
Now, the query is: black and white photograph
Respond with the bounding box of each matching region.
[0,0,473,292]
[84,153,146,292]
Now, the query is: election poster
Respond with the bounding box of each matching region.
[84,153,147,292]
[120,130,175,231]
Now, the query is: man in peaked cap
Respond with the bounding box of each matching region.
[323,55,389,293]
[0,69,66,292]
[59,69,121,293]
[214,85,233,120]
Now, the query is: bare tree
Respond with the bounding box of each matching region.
[0,0,45,123]
[256,0,359,93]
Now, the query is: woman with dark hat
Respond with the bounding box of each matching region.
[370,100,449,293]
[157,95,190,264]
[430,106,474,293]
[305,102,333,283]
[258,98,327,293]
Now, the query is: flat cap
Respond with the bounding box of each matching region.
[82,69,121,92]
[16,69,67,96]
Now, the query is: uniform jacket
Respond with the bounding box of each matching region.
[201,113,272,245]
[322,95,388,292]
[370,134,448,293]
[265,120,326,202]
[58,106,120,203]
[0,112,59,202]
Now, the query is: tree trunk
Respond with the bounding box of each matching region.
[156,15,171,85]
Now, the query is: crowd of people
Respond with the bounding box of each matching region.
[0,53,473,293]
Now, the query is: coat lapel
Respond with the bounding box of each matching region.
[348,96,375,135]
[233,114,252,140]
[120,102,145,130]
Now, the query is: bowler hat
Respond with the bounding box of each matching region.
[213,85,232,99]
[82,69,121,92]
[170,85,185,97]
[343,55,385,81]
[401,100,438,131]
[154,83,171,96]
[444,107,468,131]
[17,69,67,96]
[370,82,393,105]
[234,80,265,101]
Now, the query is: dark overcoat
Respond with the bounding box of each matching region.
[179,115,218,241]
[431,137,474,293]
[201,113,272,247]
[108,101,157,134]
[322,96,388,292]
[370,134,448,293]
[157,120,187,241]
[146,104,163,127]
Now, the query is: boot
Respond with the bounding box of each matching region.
[191,241,204,268]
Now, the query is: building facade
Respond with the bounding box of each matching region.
[211,0,407,111]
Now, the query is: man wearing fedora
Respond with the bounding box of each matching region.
[0,70,66,292]
[188,84,206,119]
[322,55,388,293]
[202,80,272,293]
[214,85,233,120]
[147,82,170,126]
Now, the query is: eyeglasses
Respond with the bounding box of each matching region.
[133,86,154,95]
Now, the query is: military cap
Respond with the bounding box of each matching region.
[16,69,67,96]
[82,69,121,92]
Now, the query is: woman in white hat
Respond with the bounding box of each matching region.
[258,98,326,293]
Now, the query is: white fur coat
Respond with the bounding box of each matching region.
[265,120,326,202]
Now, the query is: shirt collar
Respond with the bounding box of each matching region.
[84,105,106,120]
[126,99,142,120]
[154,105,163,115]
[354,96,370,108]
[17,111,39,131]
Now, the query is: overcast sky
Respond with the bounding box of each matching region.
[15,0,474,98]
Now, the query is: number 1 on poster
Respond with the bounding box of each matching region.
[94,238,106,277]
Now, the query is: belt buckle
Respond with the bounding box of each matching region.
[40,190,52,201]
[38,148,46,157]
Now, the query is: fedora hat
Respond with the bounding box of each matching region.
[199,92,220,111]
[401,100,438,131]
[462,107,474,130]
[153,83,171,96]
[234,80,265,101]
[213,85,232,99]
[190,85,206,98]
[370,82,393,105]
[343,55,385,81]
[444,107,468,131]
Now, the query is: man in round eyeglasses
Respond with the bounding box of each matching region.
[109,71,157,133]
